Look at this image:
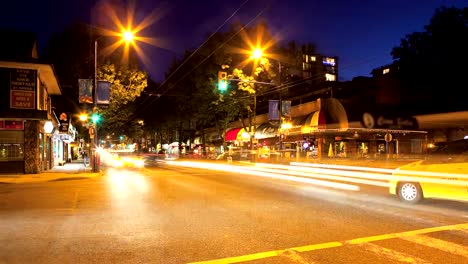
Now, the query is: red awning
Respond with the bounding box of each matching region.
[225,127,242,141]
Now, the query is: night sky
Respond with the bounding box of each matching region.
[1,0,465,82]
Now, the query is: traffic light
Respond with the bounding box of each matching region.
[280,133,285,140]
[91,113,101,123]
[218,71,228,91]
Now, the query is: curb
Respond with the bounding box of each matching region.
[0,170,104,184]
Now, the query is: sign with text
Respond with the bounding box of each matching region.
[9,68,37,109]
[58,112,70,133]
[361,112,418,130]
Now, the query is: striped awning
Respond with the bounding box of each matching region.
[301,111,326,134]
[225,127,243,141]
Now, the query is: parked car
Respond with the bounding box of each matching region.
[390,139,468,203]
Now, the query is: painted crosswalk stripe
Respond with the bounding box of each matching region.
[360,243,431,264]
[400,235,468,257]
[189,223,468,264]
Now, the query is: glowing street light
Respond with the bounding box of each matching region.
[79,113,88,122]
[122,30,134,43]
[251,48,263,60]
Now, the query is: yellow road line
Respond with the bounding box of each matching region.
[188,223,468,264]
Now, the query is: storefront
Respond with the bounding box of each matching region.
[0,62,61,174]
[0,120,25,173]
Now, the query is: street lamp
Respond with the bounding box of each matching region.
[250,47,285,156]
[91,30,135,172]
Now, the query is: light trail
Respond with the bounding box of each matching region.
[166,161,360,191]
[165,160,468,189]
[291,162,468,179]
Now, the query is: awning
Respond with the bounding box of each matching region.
[301,111,326,134]
[225,127,243,141]
[255,122,279,139]
[287,115,309,135]
[237,127,254,141]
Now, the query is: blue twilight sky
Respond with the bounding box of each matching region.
[0,0,466,82]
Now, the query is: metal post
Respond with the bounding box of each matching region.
[278,61,283,160]
[251,92,256,162]
[93,40,99,172]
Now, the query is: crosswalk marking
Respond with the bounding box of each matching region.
[360,243,431,264]
[400,235,468,257]
[189,223,468,264]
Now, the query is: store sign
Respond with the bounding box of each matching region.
[361,112,418,130]
[9,68,37,109]
[58,112,70,133]
[0,120,24,130]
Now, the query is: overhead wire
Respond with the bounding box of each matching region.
[108,0,268,135]
[134,0,256,115]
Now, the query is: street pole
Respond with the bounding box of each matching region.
[93,40,99,173]
[251,92,256,162]
[278,61,283,160]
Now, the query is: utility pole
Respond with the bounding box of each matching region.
[92,39,99,173]
[278,61,283,160]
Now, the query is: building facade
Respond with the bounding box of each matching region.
[0,31,63,174]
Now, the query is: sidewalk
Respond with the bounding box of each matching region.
[0,159,102,184]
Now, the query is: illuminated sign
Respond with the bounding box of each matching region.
[9,68,37,109]
[322,57,336,66]
[0,120,24,130]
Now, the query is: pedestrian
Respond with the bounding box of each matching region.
[82,151,88,167]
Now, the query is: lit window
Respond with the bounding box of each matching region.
[325,73,336,81]
[305,55,309,63]
[323,57,336,66]
[383,68,390,74]
[311,56,316,61]
[303,62,306,70]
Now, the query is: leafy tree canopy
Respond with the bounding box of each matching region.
[391,6,468,111]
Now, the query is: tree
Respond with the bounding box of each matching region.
[96,63,148,140]
[141,21,318,154]
[44,21,149,144]
[391,6,468,113]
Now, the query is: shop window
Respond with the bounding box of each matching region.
[377,142,387,155]
[0,143,24,161]
[357,141,369,158]
[334,141,348,157]
[411,139,424,153]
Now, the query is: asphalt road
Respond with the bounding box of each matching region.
[0,161,467,264]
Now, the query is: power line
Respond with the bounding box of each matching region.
[134,7,268,119]
[135,0,252,111]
